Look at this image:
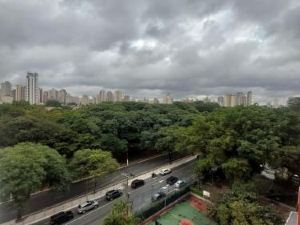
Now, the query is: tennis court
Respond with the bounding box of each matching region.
[148,201,216,225]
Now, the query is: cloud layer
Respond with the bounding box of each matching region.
[0,0,299,103]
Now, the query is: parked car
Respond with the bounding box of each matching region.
[106,189,123,201]
[131,179,145,189]
[166,176,178,185]
[50,211,74,225]
[160,168,172,176]
[151,192,166,202]
[175,180,186,188]
[77,200,99,214]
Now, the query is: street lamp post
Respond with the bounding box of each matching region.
[126,150,129,166]
[121,173,133,216]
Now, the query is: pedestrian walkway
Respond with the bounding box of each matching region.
[2,155,196,225]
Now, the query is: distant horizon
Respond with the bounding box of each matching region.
[1,76,292,106]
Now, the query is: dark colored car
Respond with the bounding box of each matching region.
[50,211,74,225]
[106,189,123,201]
[166,176,179,185]
[131,179,145,189]
[151,192,166,202]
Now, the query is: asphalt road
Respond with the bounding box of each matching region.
[0,154,185,224]
[33,160,196,225]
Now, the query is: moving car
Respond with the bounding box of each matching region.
[131,179,145,189]
[159,184,170,193]
[151,192,166,202]
[106,189,123,201]
[77,200,99,214]
[166,176,178,185]
[160,168,172,176]
[175,180,186,188]
[50,211,74,225]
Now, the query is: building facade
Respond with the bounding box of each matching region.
[15,85,26,102]
[1,81,12,97]
[26,72,39,105]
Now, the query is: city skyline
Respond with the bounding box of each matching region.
[0,0,299,105]
[0,75,256,105]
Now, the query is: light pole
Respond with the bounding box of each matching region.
[121,173,133,216]
[126,150,129,166]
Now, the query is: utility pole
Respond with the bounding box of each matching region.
[122,173,131,217]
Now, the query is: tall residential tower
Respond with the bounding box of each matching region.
[26,72,39,105]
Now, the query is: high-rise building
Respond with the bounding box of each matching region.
[217,96,224,106]
[99,90,107,102]
[43,91,49,103]
[123,95,130,102]
[39,88,43,104]
[163,93,173,104]
[58,89,67,104]
[26,72,39,105]
[15,85,26,102]
[114,90,123,102]
[80,95,89,105]
[230,94,237,107]
[247,91,252,106]
[11,89,16,101]
[1,81,12,97]
[106,91,114,102]
[66,94,80,105]
[48,88,58,101]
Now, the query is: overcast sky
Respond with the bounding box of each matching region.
[0,0,300,104]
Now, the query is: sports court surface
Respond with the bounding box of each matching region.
[148,201,216,225]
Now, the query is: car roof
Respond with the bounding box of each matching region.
[51,212,65,218]
[79,201,92,207]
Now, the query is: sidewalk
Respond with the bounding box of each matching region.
[1,155,196,225]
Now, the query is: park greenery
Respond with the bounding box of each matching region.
[209,183,283,225]
[0,142,70,219]
[103,201,139,225]
[0,99,300,222]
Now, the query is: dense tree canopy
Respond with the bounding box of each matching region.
[0,101,209,161]
[210,184,283,225]
[0,142,70,219]
[174,106,300,183]
[69,149,119,180]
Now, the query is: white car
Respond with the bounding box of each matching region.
[160,184,170,193]
[175,180,186,188]
[160,168,172,176]
[77,200,99,214]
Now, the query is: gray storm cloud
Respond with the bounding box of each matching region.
[0,0,299,103]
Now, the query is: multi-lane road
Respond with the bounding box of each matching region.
[0,154,194,224]
[34,160,196,225]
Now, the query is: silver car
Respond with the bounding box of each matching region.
[77,200,99,214]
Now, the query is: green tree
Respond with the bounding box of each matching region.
[180,106,284,184]
[103,201,139,225]
[211,187,283,225]
[69,149,119,193]
[45,100,62,107]
[0,143,70,220]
